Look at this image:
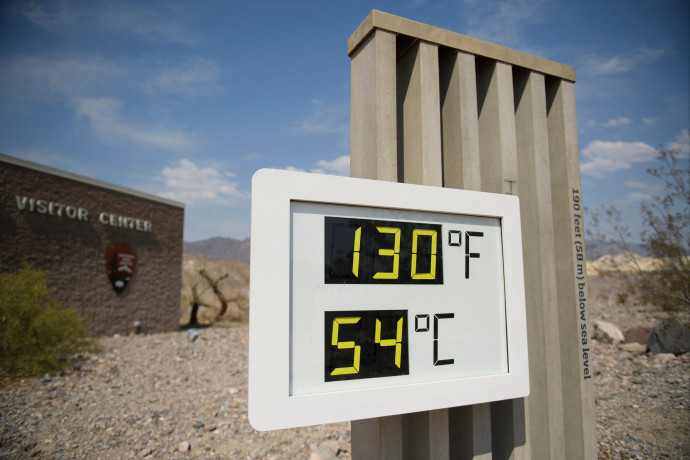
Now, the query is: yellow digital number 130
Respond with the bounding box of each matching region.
[373,226,401,279]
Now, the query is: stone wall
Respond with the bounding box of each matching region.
[0,155,184,336]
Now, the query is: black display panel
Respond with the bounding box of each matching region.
[324,310,409,382]
[324,217,443,284]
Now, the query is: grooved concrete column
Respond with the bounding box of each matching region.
[449,404,493,459]
[546,77,597,460]
[474,58,529,459]
[396,37,448,460]
[401,410,449,460]
[514,69,565,459]
[350,29,397,181]
[476,60,518,195]
[397,40,443,186]
[440,50,481,191]
[351,416,403,460]
[441,49,503,460]
[348,10,593,460]
[349,28,402,458]
[490,398,529,460]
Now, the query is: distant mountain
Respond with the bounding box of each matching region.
[183,237,250,263]
[585,238,650,260]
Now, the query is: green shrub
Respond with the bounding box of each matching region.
[634,263,690,312]
[0,266,101,377]
[587,147,689,312]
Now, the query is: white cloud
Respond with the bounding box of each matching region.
[99,2,200,45]
[19,1,80,31]
[642,117,657,125]
[282,155,350,176]
[625,181,662,194]
[16,1,199,45]
[155,159,247,204]
[580,140,657,177]
[668,129,690,157]
[459,0,550,51]
[583,130,690,177]
[311,155,350,175]
[620,181,662,204]
[284,101,348,135]
[145,57,222,97]
[603,117,632,127]
[5,149,86,175]
[0,56,119,99]
[2,53,223,103]
[77,98,195,152]
[626,192,652,202]
[584,46,665,76]
[625,181,649,189]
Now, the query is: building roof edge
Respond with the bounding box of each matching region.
[0,153,186,209]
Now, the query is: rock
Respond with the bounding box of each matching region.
[27,443,55,457]
[177,441,190,452]
[619,342,647,353]
[318,439,339,455]
[654,353,676,363]
[186,329,200,343]
[647,317,690,355]
[594,320,624,344]
[310,446,338,460]
[624,326,653,345]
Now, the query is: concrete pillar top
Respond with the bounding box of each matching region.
[348,10,576,82]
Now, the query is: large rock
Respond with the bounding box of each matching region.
[619,342,647,353]
[624,326,653,345]
[594,320,624,344]
[647,317,690,355]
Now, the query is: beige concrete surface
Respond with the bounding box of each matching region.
[349,10,594,460]
[348,10,576,82]
[350,29,397,181]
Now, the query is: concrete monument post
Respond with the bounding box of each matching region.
[348,10,595,459]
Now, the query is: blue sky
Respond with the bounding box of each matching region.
[1,0,688,243]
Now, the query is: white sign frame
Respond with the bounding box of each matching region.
[249,168,529,431]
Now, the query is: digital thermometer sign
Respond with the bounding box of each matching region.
[249,169,529,431]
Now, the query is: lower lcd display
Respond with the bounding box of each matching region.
[324,310,409,381]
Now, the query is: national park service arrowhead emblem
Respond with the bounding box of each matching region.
[105,242,137,294]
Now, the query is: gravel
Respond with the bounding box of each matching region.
[0,325,351,459]
[1,276,688,459]
[589,274,690,459]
